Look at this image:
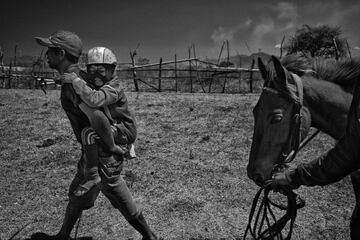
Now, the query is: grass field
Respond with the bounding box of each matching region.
[0,89,355,240]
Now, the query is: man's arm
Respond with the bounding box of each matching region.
[286,131,360,189]
[273,110,360,190]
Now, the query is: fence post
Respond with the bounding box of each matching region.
[158,58,162,92]
[333,37,339,61]
[188,47,193,93]
[14,45,17,67]
[249,59,255,93]
[280,35,285,59]
[346,40,352,60]
[0,67,4,88]
[217,41,225,65]
[193,44,205,93]
[8,59,12,89]
[130,51,139,91]
[174,54,178,92]
[222,40,230,93]
[238,71,242,93]
[208,73,214,93]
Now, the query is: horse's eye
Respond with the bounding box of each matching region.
[270,113,283,124]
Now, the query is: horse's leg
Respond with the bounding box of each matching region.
[350,170,360,239]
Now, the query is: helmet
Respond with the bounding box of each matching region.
[87,47,117,66]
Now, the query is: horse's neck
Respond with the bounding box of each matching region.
[302,76,353,140]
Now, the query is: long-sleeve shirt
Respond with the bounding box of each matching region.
[287,80,360,189]
[60,64,90,143]
[71,76,137,143]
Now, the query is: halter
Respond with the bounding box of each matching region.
[276,74,303,171]
[244,73,320,240]
[272,74,320,172]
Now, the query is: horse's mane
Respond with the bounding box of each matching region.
[279,55,360,88]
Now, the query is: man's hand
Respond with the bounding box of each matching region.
[271,171,294,190]
[61,72,79,84]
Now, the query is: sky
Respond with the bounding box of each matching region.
[1,0,360,63]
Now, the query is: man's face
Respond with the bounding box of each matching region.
[45,47,63,69]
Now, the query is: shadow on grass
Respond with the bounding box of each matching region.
[13,232,93,240]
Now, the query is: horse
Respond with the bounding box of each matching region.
[247,55,360,191]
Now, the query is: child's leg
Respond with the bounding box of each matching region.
[79,103,125,156]
[89,110,126,156]
[74,127,101,197]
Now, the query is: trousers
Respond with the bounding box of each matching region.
[67,125,139,221]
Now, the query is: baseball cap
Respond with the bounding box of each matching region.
[35,30,83,58]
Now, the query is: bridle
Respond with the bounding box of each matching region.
[273,74,321,174]
[276,73,304,166]
[244,73,320,240]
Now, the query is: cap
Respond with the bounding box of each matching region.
[35,30,83,58]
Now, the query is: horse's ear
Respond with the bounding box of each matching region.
[272,55,287,86]
[258,57,269,82]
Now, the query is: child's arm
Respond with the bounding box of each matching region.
[62,72,121,108]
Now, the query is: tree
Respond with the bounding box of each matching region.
[285,24,347,58]
[137,57,150,65]
[219,60,234,67]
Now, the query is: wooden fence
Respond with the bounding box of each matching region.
[0,58,262,94]
[0,66,58,91]
[118,57,261,93]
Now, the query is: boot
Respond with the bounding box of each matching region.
[74,144,101,197]
[128,212,158,240]
[31,205,82,240]
[57,205,82,239]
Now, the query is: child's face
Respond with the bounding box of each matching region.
[87,64,113,87]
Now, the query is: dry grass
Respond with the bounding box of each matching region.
[0,89,354,240]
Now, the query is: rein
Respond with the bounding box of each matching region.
[243,182,305,240]
[244,74,320,240]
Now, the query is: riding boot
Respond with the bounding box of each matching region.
[56,205,83,239]
[351,171,360,202]
[74,144,101,197]
[31,205,82,240]
[128,212,158,240]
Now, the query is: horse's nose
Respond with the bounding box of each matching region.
[248,171,265,186]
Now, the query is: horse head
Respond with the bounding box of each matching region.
[247,56,312,186]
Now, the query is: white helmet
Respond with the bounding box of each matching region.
[87,47,117,66]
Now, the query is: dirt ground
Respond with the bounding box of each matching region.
[0,89,354,240]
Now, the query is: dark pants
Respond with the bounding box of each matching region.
[350,170,360,239]
[68,153,139,220]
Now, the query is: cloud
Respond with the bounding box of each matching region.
[244,18,278,53]
[236,2,298,54]
[354,46,360,50]
[244,17,252,27]
[211,26,237,44]
[211,18,253,44]
[253,20,275,36]
[276,2,298,20]
[275,44,281,49]
[282,23,296,31]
